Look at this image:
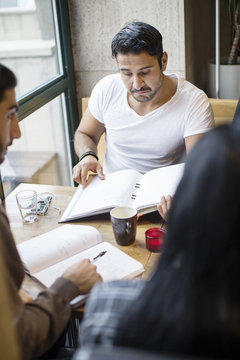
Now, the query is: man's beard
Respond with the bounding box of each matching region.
[130,79,163,103]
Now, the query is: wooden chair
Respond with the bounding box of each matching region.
[209,98,238,126]
[232,98,240,126]
[81,97,90,115]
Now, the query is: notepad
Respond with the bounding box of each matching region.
[17,225,144,307]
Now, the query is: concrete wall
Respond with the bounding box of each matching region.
[68,0,185,115]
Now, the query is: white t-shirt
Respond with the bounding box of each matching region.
[88,73,214,174]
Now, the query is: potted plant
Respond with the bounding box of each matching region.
[208,0,240,99]
[227,0,240,64]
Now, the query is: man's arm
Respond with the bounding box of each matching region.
[73,108,105,187]
[12,259,101,360]
[185,133,205,153]
[0,205,101,360]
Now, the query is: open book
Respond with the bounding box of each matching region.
[60,163,184,222]
[17,224,144,307]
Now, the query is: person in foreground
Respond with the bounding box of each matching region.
[73,123,240,359]
[0,63,102,360]
[73,21,213,186]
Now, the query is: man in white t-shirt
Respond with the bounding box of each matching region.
[73,22,214,219]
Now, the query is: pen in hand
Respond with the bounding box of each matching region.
[92,251,107,263]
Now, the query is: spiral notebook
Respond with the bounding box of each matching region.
[59,163,184,222]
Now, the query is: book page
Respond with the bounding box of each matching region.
[134,163,184,210]
[17,225,102,274]
[60,169,142,221]
[33,241,144,288]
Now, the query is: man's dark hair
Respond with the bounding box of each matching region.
[0,64,17,102]
[111,21,163,67]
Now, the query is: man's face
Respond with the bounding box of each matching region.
[0,88,21,164]
[116,51,167,103]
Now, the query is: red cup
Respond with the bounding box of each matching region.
[145,227,167,252]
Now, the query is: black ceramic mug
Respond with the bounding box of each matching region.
[110,206,137,246]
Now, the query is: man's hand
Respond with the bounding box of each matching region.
[73,156,105,188]
[62,258,102,294]
[19,288,33,303]
[157,195,172,222]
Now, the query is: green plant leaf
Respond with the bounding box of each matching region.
[227,0,240,25]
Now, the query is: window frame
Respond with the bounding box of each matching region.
[0,0,79,201]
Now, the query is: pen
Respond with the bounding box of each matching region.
[92,250,107,263]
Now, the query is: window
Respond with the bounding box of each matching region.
[0,0,61,95]
[0,0,79,200]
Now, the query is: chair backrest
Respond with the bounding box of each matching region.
[232,98,240,126]
[81,97,105,165]
[209,98,238,126]
[82,97,89,116]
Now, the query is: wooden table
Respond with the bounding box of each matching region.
[3,183,165,300]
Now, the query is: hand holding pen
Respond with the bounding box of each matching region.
[62,258,102,294]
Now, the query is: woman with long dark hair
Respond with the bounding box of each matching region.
[76,124,240,359]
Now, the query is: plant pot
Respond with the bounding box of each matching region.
[208,57,240,99]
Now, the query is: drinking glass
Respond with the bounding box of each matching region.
[16,190,38,224]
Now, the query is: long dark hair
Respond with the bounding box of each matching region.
[0,64,17,102]
[111,22,163,67]
[114,125,240,358]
